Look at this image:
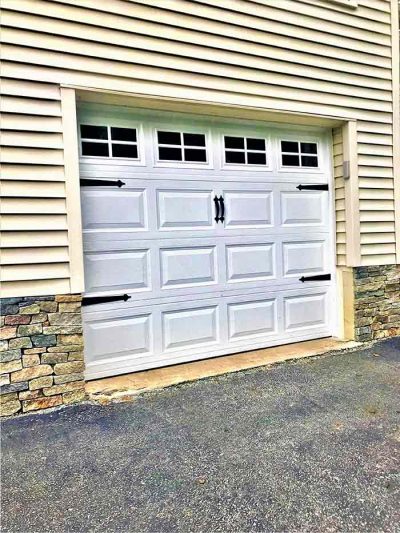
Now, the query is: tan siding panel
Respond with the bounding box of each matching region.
[1,16,392,87]
[1,263,70,282]
[0,113,63,132]
[0,78,61,99]
[1,147,64,165]
[1,214,68,231]
[1,165,65,182]
[1,198,67,214]
[1,279,71,298]
[1,231,69,247]
[1,247,70,265]
[0,180,66,197]
[0,95,62,116]
[1,131,64,149]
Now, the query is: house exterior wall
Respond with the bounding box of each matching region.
[1,0,399,299]
[0,1,399,414]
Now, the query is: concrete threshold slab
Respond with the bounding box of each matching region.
[86,338,362,404]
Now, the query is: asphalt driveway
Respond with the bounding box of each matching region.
[2,338,400,533]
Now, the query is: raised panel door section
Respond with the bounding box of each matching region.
[284,293,328,331]
[157,189,214,230]
[160,246,217,289]
[283,241,326,277]
[162,305,218,351]
[84,250,150,293]
[223,190,273,228]
[228,299,277,340]
[81,189,147,230]
[84,313,152,364]
[281,191,326,227]
[226,243,274,283]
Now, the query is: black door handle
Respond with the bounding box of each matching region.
[214,195,220,222]
[219,196,225,223]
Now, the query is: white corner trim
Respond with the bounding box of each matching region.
[61,87,85,294]
[391,0,400,263]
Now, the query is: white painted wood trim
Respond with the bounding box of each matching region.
[391,0,400,264]
[342,120,361,266]
[60,87,85,293]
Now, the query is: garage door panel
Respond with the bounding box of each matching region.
[228,298,277,340]
[226,243,275,282]
[81,189,147,230]
[284,293,328,331]
[162,305,219,351]
[84,250,151,293]
[281,191,327,227]
[84,313,153,363]
[160,245,217,289]
[157,189,215,230]
[283,240,327,277]
[223,190,273,228]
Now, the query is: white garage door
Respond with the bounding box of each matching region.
[79,106,335,380]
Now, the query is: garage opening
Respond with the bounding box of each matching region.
[79,105,336,380]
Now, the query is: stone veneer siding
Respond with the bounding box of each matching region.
[354,265,400,342]
[0,294,86,416]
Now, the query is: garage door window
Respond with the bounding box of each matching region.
[157,131,207,163]
[80,124,138,159]
[281,140,318,168]
[224,136,267,166]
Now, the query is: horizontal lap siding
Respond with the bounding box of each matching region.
[0,0,396,296]
[0,78,70,297]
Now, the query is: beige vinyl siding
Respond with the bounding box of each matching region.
[0,79,71,297]
[0,0,398,296]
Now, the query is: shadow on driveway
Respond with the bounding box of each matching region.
[2,338,400,532]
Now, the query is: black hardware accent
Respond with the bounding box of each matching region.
[82,294,131,306]
[219,195,225,223]
[214,195,221,222]
[296,184,329,191]
[299,274,331,283]
[80,178,125,188]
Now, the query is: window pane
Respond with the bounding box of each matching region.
[247,138,265,151]
[159,146,182,161]
[111,144,138,158]
[282,154,300,166]
[80,125,108,140]
[281,141,299,153]
[157,131,181,145]
[184,148,207,162]
[301,155,318,167]
[81,141,109,157]
[301,142,317,154]
[183,133,205,147]
[111,127,137,142]
[225,151,245,164]
[247,152,266,165]
[224,136,245,149]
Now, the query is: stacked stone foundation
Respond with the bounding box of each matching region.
[354,265,400,342]
[0,295,86,416]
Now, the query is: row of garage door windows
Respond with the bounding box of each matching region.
[79,124,319,168]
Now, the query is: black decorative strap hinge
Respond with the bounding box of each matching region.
[82,294,131,306]
[80,178,125,188]
[299,274,331,283]
[296,184,329,191]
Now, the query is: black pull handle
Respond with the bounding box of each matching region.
[80,178,125,187]
[299,274,331,282]
[219,196,225,223]
[214,195,220,222]
[82,294,131,306]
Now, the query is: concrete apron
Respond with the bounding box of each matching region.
[86,338,361,404]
